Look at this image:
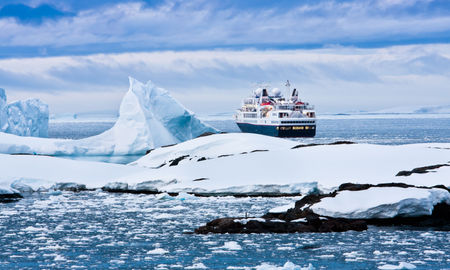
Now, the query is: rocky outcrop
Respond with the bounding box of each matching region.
[0,193,23,203]
[194,183,450,234]
[291,141,355,149]
[396,163,450,176]
[195,215,367,234]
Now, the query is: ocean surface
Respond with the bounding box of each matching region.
[1,192,449,269]
[49,115,450,145]
[2,114,449,269]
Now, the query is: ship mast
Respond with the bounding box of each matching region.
[285,80,290,102]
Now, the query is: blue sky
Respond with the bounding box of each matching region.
[0,0,449,114]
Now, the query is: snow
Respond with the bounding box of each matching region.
[310,187,450,219]
[0,134,449,200]
[132,133,297,168]
[131,136,450,194]
[269,202,296,213]
[234,218,266,224]
[0,88,49,137]
[0,154,152,191]
[0,77,216,155]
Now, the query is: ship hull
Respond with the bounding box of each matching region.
[236,122,316,137]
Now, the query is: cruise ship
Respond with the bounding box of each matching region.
[234,81,316,137]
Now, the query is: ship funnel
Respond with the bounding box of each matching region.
[262,88,269,97]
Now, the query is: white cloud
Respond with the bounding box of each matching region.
[0,44,449,115]
[0,0,449,50]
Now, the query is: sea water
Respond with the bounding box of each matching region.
[3,115,449,269]
[1,192,449,269]
[49,115,450,145]
[48,115,450,164]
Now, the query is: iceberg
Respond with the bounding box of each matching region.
[0,78,217,156]
[0,88,48,137]
[91,77,217,154]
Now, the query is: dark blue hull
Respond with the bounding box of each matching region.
[236,122,316,137]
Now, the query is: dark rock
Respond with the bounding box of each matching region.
[52,182,87,192]
[154,163,166,168]
[195,215,367,234]
[328,141,355,145]
[161,143,177,148]
[250,149,268,153]
[318,219,367,232]
[196,132,217,138]
[432,185,450,192]
[102,182,129,192]
[292,141,355,149]
[145,149,153,155]
[169,155,189,166]
[194,185,450,234]
[197,157,207,162]
[338,183,372,191]
[193,178,208,182]
[195,218,244,234]
[375,182,413,188]
[0,193,23,203]
[218,154,233,158]
[396,163,450,176]
[366,202,450,230]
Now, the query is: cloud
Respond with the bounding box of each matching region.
[0,44,449,114]
[0,0,449,56]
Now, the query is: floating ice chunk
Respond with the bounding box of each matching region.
[176,192,197,201]
[378,262,416,269]
[146,248,169,255]
[185,263,207,269]
[103,182,128,191]
[343,251,359,258]
[269,202,296,213]
[10,180,34,194]
[222,241,242,251]
[156,193,174,200]
[255,261,314,270]
[54,254,66,261]
[423,250,445,255]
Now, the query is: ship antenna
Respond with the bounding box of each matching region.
[285,80,290,101]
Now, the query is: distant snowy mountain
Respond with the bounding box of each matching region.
[373,105,450,114]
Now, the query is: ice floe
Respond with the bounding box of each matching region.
[378,262,416,269]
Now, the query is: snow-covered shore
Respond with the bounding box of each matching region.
[1,133,449,222]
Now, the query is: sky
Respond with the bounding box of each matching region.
[0,0,449,115]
